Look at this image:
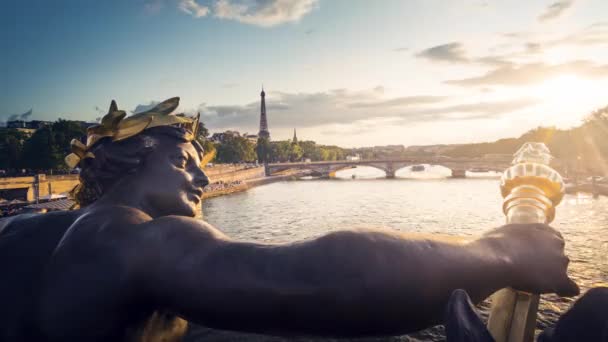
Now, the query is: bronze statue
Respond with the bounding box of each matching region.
[0,98,578,341]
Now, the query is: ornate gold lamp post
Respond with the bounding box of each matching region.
[487,142,565,342]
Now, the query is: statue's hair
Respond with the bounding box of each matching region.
[74,126,204,207]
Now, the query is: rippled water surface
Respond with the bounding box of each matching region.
[190,167,608,341]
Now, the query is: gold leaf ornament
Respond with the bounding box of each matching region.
[64,97,200,168]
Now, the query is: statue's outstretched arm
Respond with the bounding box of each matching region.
[136,217,576,337]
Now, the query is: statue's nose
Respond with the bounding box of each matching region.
[194,169,210,188]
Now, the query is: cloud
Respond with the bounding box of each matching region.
[445,60,608,86]
[94,105,105,115]
[144,0,164,15]
[538,0,575,22]
[194,88,539,131]
[549,21,608,47]
[21,109,32,120]
[499,22,608,50]
[393,47,409,52]
[178,0,210,18]
[6,109,33,122]
[213,0,318,27]
[347,96,448,109]
[415,42,469,63]
[416,98,540,120]
[473,1,489,8]
[132,101,161,114]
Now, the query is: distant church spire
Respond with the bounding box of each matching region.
[292,128,298,144]
[258,86,270,139]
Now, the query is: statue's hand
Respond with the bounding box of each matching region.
[481,224,579,297]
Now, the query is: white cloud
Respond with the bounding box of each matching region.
[538,0,575,22]
[416,42,469,63]
[445,60,608,86]
[213,0,318,27]
[193,88,538,132]
[178,0,210,18]
[549,22,608,47]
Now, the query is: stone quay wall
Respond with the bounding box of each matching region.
[0,166,267,202]
[0,174,79,201]
[204,166,265,184]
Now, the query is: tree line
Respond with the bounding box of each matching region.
[214,134,346,164]
[0,120,86,174]
[2,104,606,173]
[0,119,349,173]
[442,105,608,174]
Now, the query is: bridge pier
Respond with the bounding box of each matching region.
[451,169,466,178]
[264,162,270,177]
[385,170,396,179]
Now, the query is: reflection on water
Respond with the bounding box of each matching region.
[197,177,607,341]
[333,165,501,180]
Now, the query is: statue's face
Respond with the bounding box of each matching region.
[136,137,209,217]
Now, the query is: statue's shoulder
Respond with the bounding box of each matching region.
[0,210,81,237]
[64,205,154,239]
[83,204,153,224]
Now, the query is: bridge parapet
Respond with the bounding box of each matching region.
[267,158,512,178]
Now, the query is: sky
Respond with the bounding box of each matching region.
[2,0,608,147]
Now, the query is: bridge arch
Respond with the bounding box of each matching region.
[331,165,388,179]
[393,164,453,178]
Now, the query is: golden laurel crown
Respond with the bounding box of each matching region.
[65,97,200,168]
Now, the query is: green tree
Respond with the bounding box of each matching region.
[256,137,271,163]
[197,121,209,138]
[270,140,292,162]
[289,143,303,162]
[298,140,317,160]
[0,128,28,170]
[21,127,58,170]
[21,120,86,171]
[195,121,215,163]
[215,134,256,163]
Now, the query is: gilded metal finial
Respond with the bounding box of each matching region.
[512,142,552,165]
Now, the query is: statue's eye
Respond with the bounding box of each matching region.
[175,155,188,168]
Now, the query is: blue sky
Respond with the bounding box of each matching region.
[3,0,608,147]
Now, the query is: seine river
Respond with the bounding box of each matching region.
[189,166,608,341]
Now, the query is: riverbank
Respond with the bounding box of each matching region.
[202,172,302,200]
[566,182,608,197]
[0,166,303,216]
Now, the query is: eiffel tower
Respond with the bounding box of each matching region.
[258,87,270,139]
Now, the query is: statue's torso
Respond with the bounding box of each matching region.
[0,211,188,341]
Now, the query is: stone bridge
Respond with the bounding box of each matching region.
[267,157,518,178]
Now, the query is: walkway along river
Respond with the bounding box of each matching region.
[187,168,608,341]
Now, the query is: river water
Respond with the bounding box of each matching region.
[189,166,608,341]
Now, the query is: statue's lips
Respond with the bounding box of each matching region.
[188,189,204,201]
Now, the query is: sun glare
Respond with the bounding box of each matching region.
[530,75,602,126]
[535,75,586,101]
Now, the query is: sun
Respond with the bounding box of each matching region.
[530,74,602,126]
[534,74,588,102]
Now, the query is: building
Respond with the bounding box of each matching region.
[258,87,270,139]
[7,120,52,129]
[209,130,241,143]
[291,128,298,145]
[244,134,258,143]
[346,154,361,161]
